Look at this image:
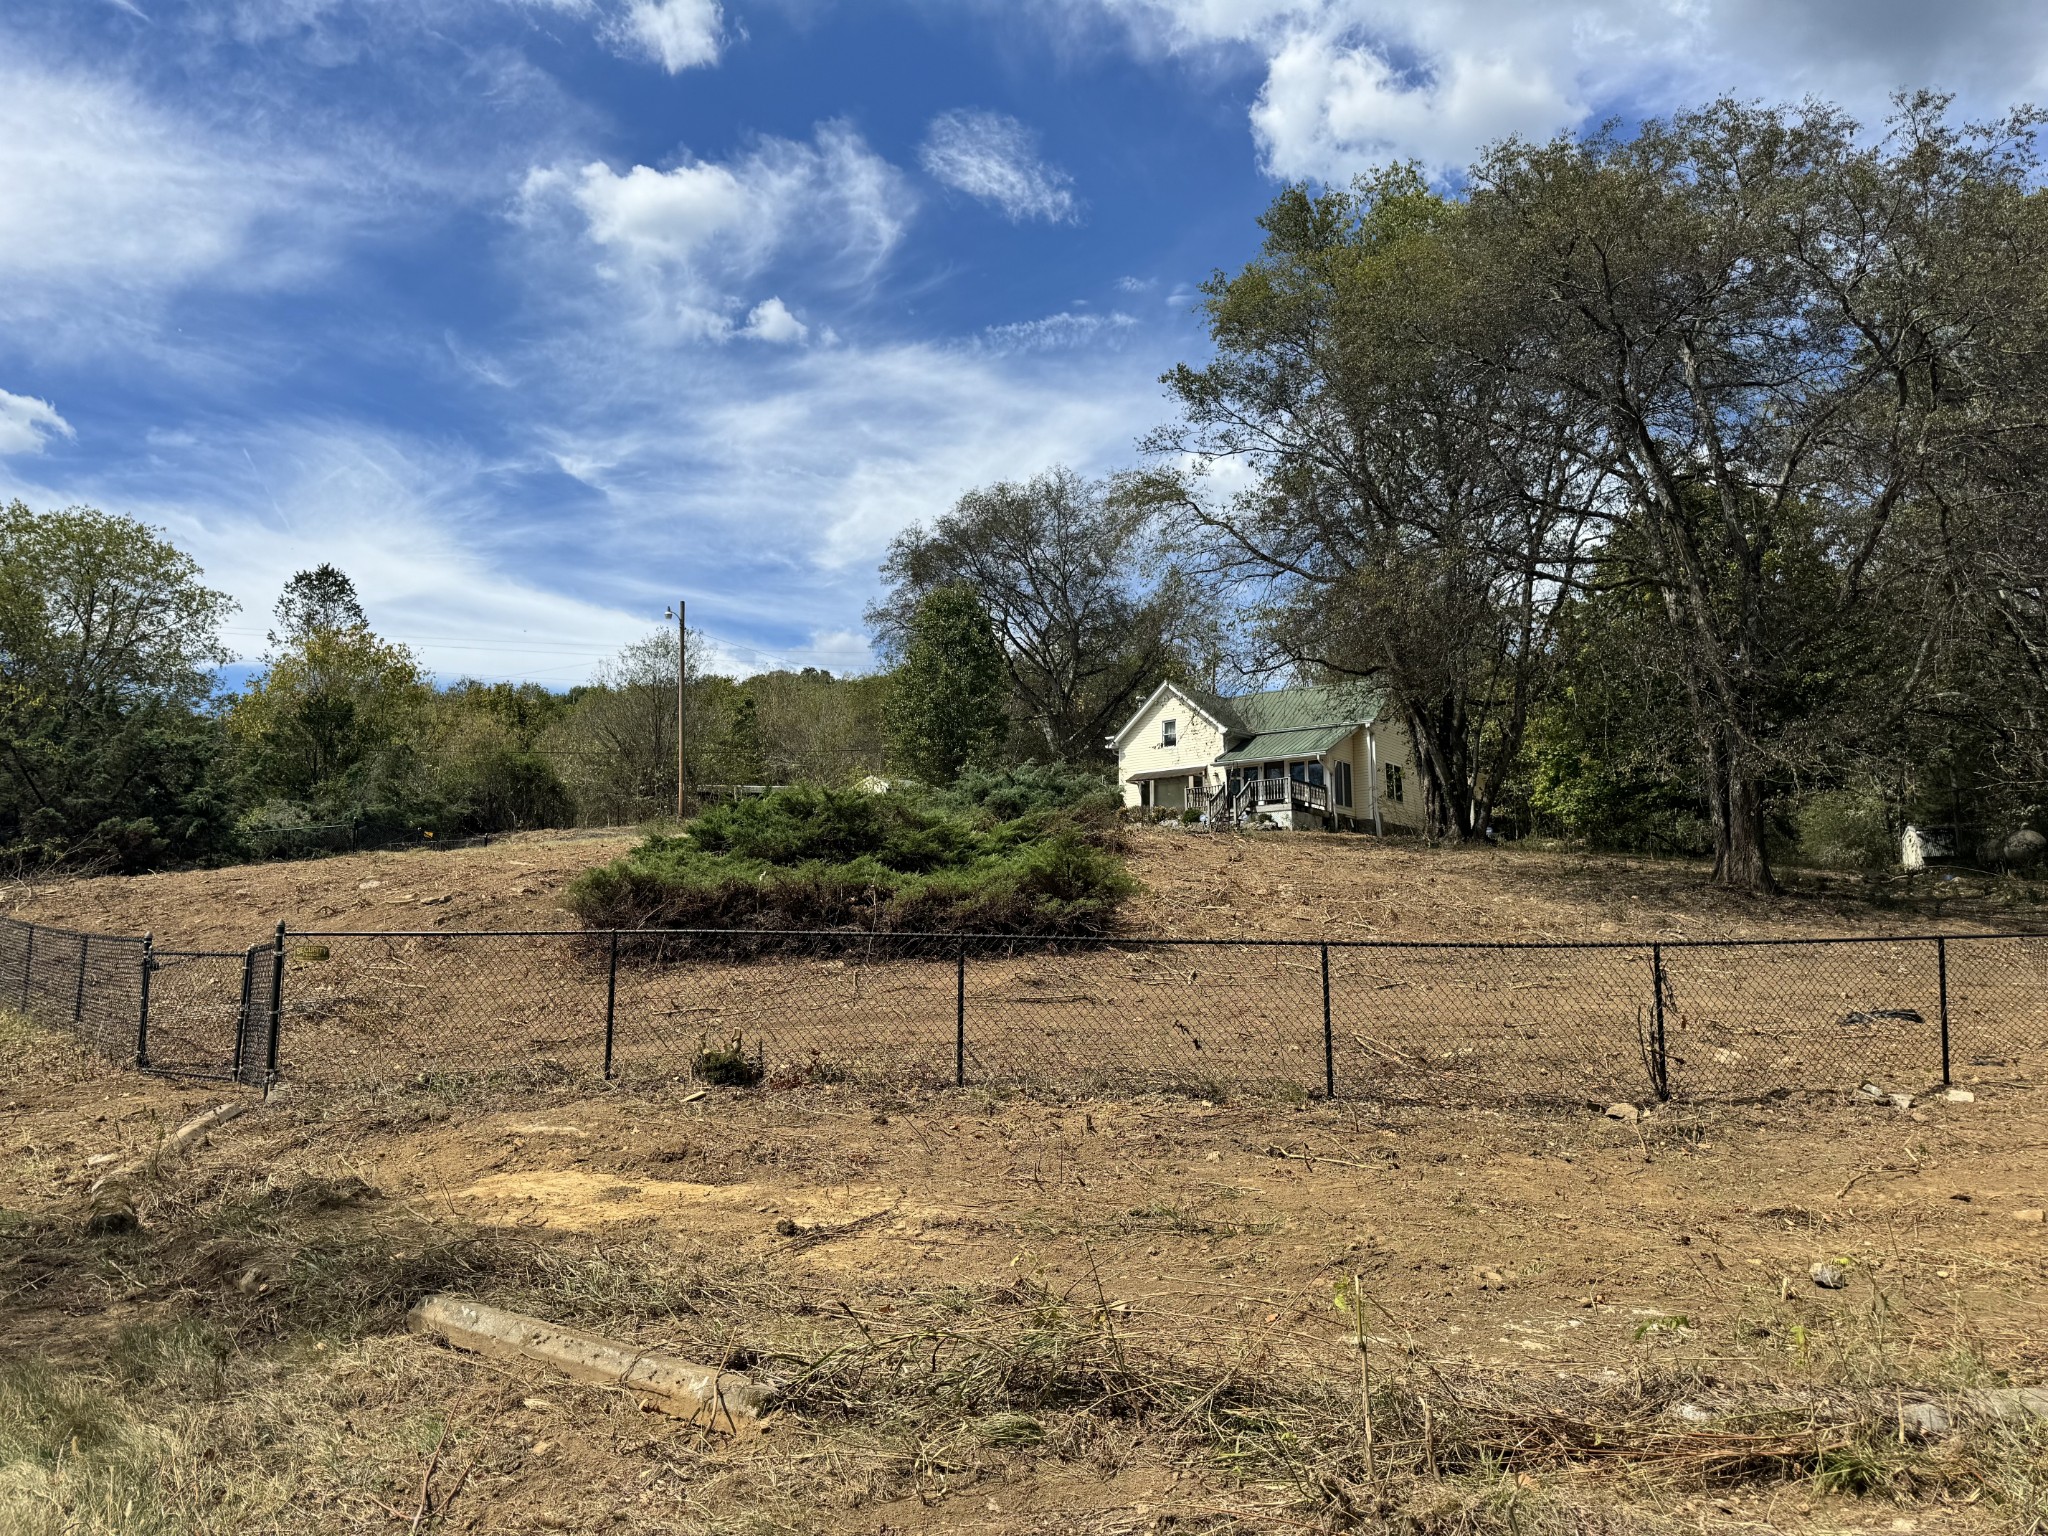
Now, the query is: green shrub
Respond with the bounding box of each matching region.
[931,763,1120,822]
[566,785,1134,935]
[1796,787,1897,871]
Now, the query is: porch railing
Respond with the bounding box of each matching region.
[1220,778,1330,816]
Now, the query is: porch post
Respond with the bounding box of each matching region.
[1366,727,1384,836]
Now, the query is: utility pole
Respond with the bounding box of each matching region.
[666,600,686,819]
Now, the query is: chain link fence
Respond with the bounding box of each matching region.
[9,912,2046,1104]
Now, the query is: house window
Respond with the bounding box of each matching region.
[1335,761,1353,807]
[1385,764,1405,804]
[1161,718,1177,746]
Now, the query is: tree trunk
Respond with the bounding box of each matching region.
[1716,768,1776,893]
[1408,698,1477,842]
[1700,724,1777,892]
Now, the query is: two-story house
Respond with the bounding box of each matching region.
[1107,681,1420,832]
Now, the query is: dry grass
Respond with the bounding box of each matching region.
[8,1028,2048,1533]
[5,824,2048,1532]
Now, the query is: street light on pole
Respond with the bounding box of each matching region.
[664,602,685,820]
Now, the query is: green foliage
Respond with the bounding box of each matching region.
[225,621,434,835]
[0,502,239,870]
[722,692,768,785]
[565,785,1134,934]
[872,468,1214,766]
[884,585,1007,784]
[928,762,1121,821]
[1795,787,1898,872]
[693,1032,763,1087]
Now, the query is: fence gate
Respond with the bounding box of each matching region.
[139,945,276,1087]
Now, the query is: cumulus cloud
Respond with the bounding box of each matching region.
[0,390,74,456]
[519,123,914,336]
[609,0,724,72]
[1063,0,2048,178]
[919,109,1079,223]
[741,297,809,344]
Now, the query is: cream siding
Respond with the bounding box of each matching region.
[1323,726,1365,827]
[1369,717,1423,829]
[1116,689,1226,809]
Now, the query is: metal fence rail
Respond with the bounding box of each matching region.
[7,912,2045,1105]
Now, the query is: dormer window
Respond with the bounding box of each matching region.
[1161,718,1177,746]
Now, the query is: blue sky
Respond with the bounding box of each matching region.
[3,0,2044,687]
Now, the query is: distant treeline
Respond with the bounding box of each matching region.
[0,520,896,872]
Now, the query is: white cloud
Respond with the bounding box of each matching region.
[0,390,74,456]
[1063,0,2048,179]
[0,65,289,307]
[519,123,914,336]
[609,0,724,72]
[741,297,809,344]
[919,109,1080,223]
[976,310,1138,354]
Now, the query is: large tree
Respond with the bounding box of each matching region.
[1456,95,2048,889]
[227,618,433,818]
[883,585,1007,783]
[0,501,236,868]
[1146,97,2048,887]
[872,468,1209,765]
[1136,170,1603,840]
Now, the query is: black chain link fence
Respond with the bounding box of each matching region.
[8,913,2046,1104]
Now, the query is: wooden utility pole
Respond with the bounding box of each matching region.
[667,600,686,819]
[688,598,696,823]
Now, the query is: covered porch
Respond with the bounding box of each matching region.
[1126,765,1212,813]
[1215,723,1355,829]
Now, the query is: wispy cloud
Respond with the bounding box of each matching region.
[608,0,724,72]
[0,64,298,311]
[0,389,73,456]
[919,109,1080,223]
[975,310,1138,354]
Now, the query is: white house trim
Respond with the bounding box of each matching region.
[1105,681,1230,751]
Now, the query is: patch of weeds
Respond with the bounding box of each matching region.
[695,1032,764,1088]
[1632,1314,1693,1341]
[106,1319,234,1399]
[1124,1201,1219,1236]
[971,1411,1047,1447]
[0,1358,183,1536]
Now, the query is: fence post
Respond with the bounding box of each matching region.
[1649,943,1670,1101]
[955,947,967,1089]
[136,932,153,1069]
[74,933,88,1023]
[264,922,286,1081]
[20,922,33,1013]
[1937,937,1952,1087]
[1321,942,1335,1099]
[604,930,620,1081]
[233,944,257,1084]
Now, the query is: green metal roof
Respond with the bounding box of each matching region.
[1215,723,1357,763]
[1192,683,1383,739]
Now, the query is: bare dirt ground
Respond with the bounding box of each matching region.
[6,825,2043,949]
[6,830,2048,1533]
[6,1023,2048,1534]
